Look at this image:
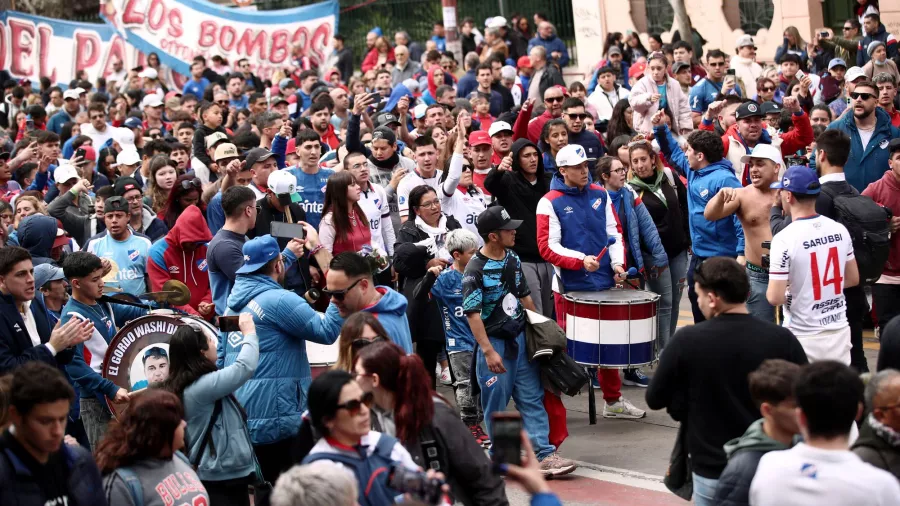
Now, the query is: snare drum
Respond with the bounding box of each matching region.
[307,341,340,379]
[562,290,660,368]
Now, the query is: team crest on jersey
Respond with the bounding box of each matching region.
[399,195,407,205]
[168,265,180,274]
[321,186,327,193]
[197,259,208,272]
[700,188,709,198]
[592,198,602,210]
[127,249,140,261]
[881,139,889,149]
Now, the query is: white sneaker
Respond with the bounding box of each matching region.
[439,368,452,385]
[603,397,646,419]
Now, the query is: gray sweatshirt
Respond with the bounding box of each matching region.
[103,455,209,506]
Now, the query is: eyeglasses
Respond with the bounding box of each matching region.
[544,96,564,103]
[350,335,389,351]
[611,167,626,174]
[180,178,202,190]
[90,114,106,120]
[850,92,876,101]
[416,199,440,210]
[334,391,375,415]
[567,113,588,120]
[149,133,162,139]
[254,204,261,213]
[124,194,143,203]
[322,278,363,301]
[760,86,775,92]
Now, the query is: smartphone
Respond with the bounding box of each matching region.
[367,92,381,103]
[75,148,87,164]
[271,221,307,240]
[218,315,241,332]
[491,412,522,465]
[795,69,806,81]
[726,69,736,76]
[819,31,830,38]
[25,118,34,132]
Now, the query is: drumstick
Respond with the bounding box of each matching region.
[597,237,616,259]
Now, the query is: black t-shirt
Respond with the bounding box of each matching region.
[2,429,71,505]
[462,250,530,340]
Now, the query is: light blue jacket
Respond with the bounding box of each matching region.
[608,187,668,271]
[184,331,259,482]
[220,273,344,445]
[363,287,412,353]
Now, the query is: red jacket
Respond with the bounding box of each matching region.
[319,123,340,150]
[862,171,900,277]
[361,48,396,73]
[147,205,213,315]
[527,110,556,144]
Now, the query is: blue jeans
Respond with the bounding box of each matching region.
[746,265,775,322]
[692,473,719,506]
[644,250,689,350]
[476,332,555,460]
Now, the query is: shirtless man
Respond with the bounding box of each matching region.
[704,141,782,322]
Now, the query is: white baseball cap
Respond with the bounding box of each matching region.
[413,103,428,120]
[54,164,80,185]
[556,144,589,167]
[846,66,867,82]
[488,121,513,137]
[138,68,158,80]
[267,170,302,202]
[116,149,141,166]
[63,89,81,100]
[141,94,163,108]
[112,127,136,150]
[735,35,755,49]
[739,143,784,167]
[487,16,507,29]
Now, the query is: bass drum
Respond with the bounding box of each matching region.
[307,341,340,380]
[101,313,218,414]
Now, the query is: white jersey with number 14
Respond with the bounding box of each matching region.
[769,215,854,336]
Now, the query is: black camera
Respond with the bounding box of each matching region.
[388,464,444,505]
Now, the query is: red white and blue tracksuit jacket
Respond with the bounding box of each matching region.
[536,173,624,293]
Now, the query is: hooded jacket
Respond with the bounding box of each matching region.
[655,124,745,258]
[47,189,101,248]
[362,287,413,353]
[857,24,899,67]
[630,74,693,136]
[713,419,791,506]
[148,206,212,314]
[820,107,900,192]
[851,414,900,479]
[220,271,344,445]
[863,171,900,278]
[17,215,59,266]
[138,204,168,243]
[484,139,552,263]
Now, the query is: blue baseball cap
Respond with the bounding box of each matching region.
[770,165,821,195]
[123,117,143,130]
[236,235,282,274]
[34,264,65,289]
[828,58,847,70]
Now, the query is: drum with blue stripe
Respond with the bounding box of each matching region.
[562,290,659,368]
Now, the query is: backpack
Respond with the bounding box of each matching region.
[821,185,892,285]
[302,433,403,506]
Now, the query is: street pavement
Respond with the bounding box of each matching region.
[487,297,883,505]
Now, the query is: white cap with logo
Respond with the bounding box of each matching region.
[555,144,588,167]
[54,164,80,185]
[488,121,513,137]
[267,169,298,195]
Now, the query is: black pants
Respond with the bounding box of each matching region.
[873,284,900,334]
[203,479,252,506]
[254,441,293,484]
[416,340,444,390]
[687,255,706,324]
[845,285,869,373]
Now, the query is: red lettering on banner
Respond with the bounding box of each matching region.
[0,23,6,71]
[9,20,36,77]
[220,26,236,52]
[167,8,183,38]
[236,29,267,59]
[309,23,331,65]
[198,21,217,47]
[74,32,102,74]
[37,26,57,83]
[269,29,289,63]
[101,36,128,78]
[291,26,309,51]
[147,0,166,31]
[122,0,146,25]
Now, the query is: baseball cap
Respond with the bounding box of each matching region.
[267,170,302,203]
[846,66,867,82]
[628,61,646,79]
[735,35,755,49]
[141,94,163,108]
[116,149,141,167]
[245,147,275,168]
[372,127,397,145]
[556,144,589,167]
[236,235,283,274]
[0,148,10,160]
[271,96,289,107]
[488,121,512,137]
[476,206,522,235]
[890,138,900,154]
[165,97,182,109]
[34,264,65,290]
[279,78,297,90]
[770,165,821,194]
[374,111,401,128]
[760,101,782,115]
[469,131,491,147]
[114,176,142,196]
[123,117,143,130]
[53,164,79,185]
[740,144,784,166]
[828,58,847,70]
[285,137,297,154]
[63,89,80,100]
[138,68,158,80]
[487,16,507,28]
[735,101,764,120]
[80,145,97,162]
[672,61,691,74]
[213,143,239,162]
[607,46,623,56]
[113,127,136,149]
[517,56,532,69]
[165,90,182,101]
[204,131,229,150]
[104,196,130,214]
[413,103,428,120]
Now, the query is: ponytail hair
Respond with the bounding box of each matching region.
[356,341,433,443]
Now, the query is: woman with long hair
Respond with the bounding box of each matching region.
[626,138,689,351]
[608,134,633,169]
[775,26,808,69]
[606,99,635,145]
[319,171,372,256]
[96,389,210,505]
[630,52,693,136]
[164,313,260,506]
[539,118,569,172]
[334,312,390,372]
[361,35,395,73]
[623,31,648,64]
[146,154,177,214]
[163,175,205,229]
[354,341,506,505]
[98,147,119,184]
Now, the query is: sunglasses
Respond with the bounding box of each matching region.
[843,26,853,31]
[350,335,389,351]
[216,100,228,106]
[180,177,202,190]
[708,62,726,67]
[322,278,363,301]
[760,86,775,92]
[544,96,564,103]
[335,391,375,415]
[850,92,876,101]
[567,113,588,120]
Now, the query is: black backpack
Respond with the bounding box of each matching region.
[821,185,892,285]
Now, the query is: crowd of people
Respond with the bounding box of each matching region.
[2,1,900,504]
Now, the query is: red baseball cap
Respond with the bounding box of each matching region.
[468,131,491,147]
[286,137,297,154]
[517,56,532,69]
[629,62,647,79]
[81,145,97,162]
[165,90,182,101]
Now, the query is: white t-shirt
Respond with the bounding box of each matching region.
[750,443,900,506]
[21,301,40,347]
[357,182,396,256]
[397,168,443,218]
[769,215,854,336]
[859,127,875,151]
[79,123,115,149]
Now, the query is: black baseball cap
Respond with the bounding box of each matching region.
[760,101,782,115]
[476,206,522,235]
[104,196,130,213]
[371,127,397,145]
[889,138,900,155]
[374,111,401,128]
[245,147,275,168]
[735,101,764,120]
[0,147,10,160]
[113,177,142,196]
